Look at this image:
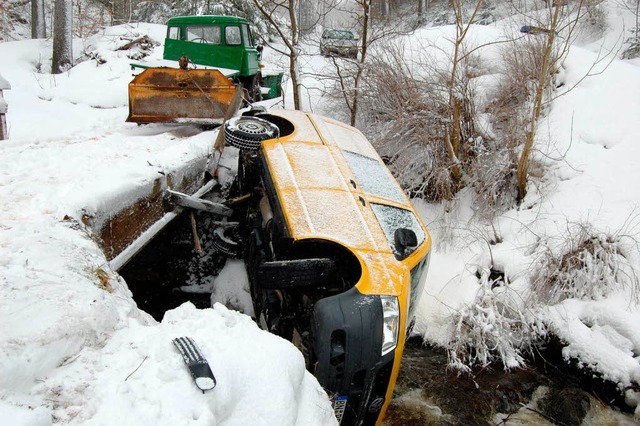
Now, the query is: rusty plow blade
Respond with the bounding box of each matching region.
[127,68,238,125]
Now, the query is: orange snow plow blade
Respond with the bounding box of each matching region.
[127,68,238,124]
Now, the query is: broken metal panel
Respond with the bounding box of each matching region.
[166,189,233,217]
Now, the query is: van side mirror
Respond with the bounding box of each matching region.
[394,228,418,258]
[256,45,263,53]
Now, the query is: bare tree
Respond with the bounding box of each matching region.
[515,0,587,201]
[346,0,371,126]
[445,0,483,187]
[31,0,46,38]
[52,0,73,74]
[252,0,303,110]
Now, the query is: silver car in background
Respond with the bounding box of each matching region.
[320,29,359,59]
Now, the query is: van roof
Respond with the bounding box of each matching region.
[260,110,431,294]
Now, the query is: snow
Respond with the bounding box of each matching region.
[408,1,640,416]
[1,1,640,423]
[0,23,335,426]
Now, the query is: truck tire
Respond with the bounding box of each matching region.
[224,116,279,151]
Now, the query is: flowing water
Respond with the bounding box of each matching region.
[384,338,638,425]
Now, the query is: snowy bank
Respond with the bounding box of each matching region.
[0,24,335,425]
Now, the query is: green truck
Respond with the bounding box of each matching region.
[127,15,283,124]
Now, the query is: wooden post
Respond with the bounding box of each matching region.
[0,73,10,140]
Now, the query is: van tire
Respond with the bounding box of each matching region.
[212,226,241,258]
[224,116,279,151]
[257,258,337,289]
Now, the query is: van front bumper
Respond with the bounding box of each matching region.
[312,287,398,425]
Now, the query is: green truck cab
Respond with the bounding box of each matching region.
[126,15,283,124]
[163,16,263,98]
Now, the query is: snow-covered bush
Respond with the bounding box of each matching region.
[447,269,544,371]
[623,27,640,59]
[472,35,549,216]
[359,54,454,201]
[532,223,640,304]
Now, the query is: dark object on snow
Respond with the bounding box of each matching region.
[173,336,217,393]
[520,25,551,35]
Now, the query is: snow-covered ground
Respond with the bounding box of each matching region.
[1,1,640,423]
[0,23,335,425]
[407,1,640,416]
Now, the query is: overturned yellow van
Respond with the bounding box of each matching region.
[219,109,432,425]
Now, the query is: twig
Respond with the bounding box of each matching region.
[125,356,148,381]
[190,212,203,255]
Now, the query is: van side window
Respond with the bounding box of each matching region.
[225,26,242,45]
[343,150,406,203]
[167,26,180,40]
[186,26,221,44]
[370,203,426,256]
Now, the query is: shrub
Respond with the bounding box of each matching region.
[532,223,639,304]
[447,269,544,371]
[359,43,478,202]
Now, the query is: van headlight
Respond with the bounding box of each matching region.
[380,296,399,356]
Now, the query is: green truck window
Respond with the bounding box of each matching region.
[242,24,253,47]
[225,26,241,45]
[167,27,179,40]
[186,26,221,44]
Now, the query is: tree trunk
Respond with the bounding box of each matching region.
[418,0,426,24]
[52,0,73,74]
[516,2,560,202]
[349,0,371,126]
[110,0,132,25]
[382,0,389,17]
[31,0,46,38]
[288,0,301,110]
[251,0,302,110]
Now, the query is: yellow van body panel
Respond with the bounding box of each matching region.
[260,109,432,294]
[255,109,431,425]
